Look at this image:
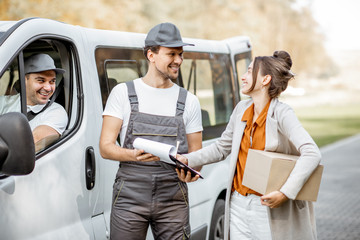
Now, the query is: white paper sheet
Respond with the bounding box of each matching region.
[133,138,177,165]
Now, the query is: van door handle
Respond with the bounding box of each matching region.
[85,146,96,190]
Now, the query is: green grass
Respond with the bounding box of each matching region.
[294,104,360,147]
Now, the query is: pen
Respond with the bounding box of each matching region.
[175,141,180,157]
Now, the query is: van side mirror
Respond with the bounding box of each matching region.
[0,112,35,175]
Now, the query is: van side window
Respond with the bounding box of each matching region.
[106,60,141,86]
[181,52,235,140]
[0,38,80,153]
[96,48,148,108]
[96,48,237,140]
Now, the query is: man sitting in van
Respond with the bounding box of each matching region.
[0,53,68,147]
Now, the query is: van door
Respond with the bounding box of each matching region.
[94,47,148,234]
[0,21,106,239]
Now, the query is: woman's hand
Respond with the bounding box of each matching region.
[175,154,200,183]
[260,191,289,208]
[176,168,200,183]
[176,154,188,165]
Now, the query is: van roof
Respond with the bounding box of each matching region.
[0,21,16,31]
[0,18,251,54]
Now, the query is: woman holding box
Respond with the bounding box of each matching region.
[177,51,321,240]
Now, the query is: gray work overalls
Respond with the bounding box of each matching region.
[110,81,191,240]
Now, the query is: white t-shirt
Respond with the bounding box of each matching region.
[27,102,68,135]
[103,78,203,146]
[0,94,68,135]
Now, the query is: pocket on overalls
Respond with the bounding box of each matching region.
[112,179,125,206]
[132,121,178,137]
[176,181,189,207]
[182,223,191,240]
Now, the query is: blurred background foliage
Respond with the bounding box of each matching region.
[2,0,359,147]
[0,0,337,79]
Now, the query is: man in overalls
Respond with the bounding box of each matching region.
[100,23,203,240]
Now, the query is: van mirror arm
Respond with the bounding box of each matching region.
[0,112,35,175]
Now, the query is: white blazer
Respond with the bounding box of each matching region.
[186,98,321,240]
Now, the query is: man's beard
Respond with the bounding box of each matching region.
[155,65,178,81]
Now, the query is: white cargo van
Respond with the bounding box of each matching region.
[0,18,252,240]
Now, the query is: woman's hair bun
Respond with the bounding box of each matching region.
[273,50,292,69]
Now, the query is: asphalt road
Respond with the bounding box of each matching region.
[316,134,360,240]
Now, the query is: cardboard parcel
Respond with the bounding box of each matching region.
[242,149,323,201]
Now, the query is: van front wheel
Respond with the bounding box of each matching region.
[209,198,225,240]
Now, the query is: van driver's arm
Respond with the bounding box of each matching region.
[32,125,60,143]
[99,115,159,162]
[31,103,68,149]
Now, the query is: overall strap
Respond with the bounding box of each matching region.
[126,81,139,112]
[176,87,187,117]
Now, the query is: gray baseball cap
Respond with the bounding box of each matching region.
[24,53,65,75]
[145,22,194,48]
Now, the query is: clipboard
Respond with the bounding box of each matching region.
[169,155,204,179]
[132,138,203,179]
